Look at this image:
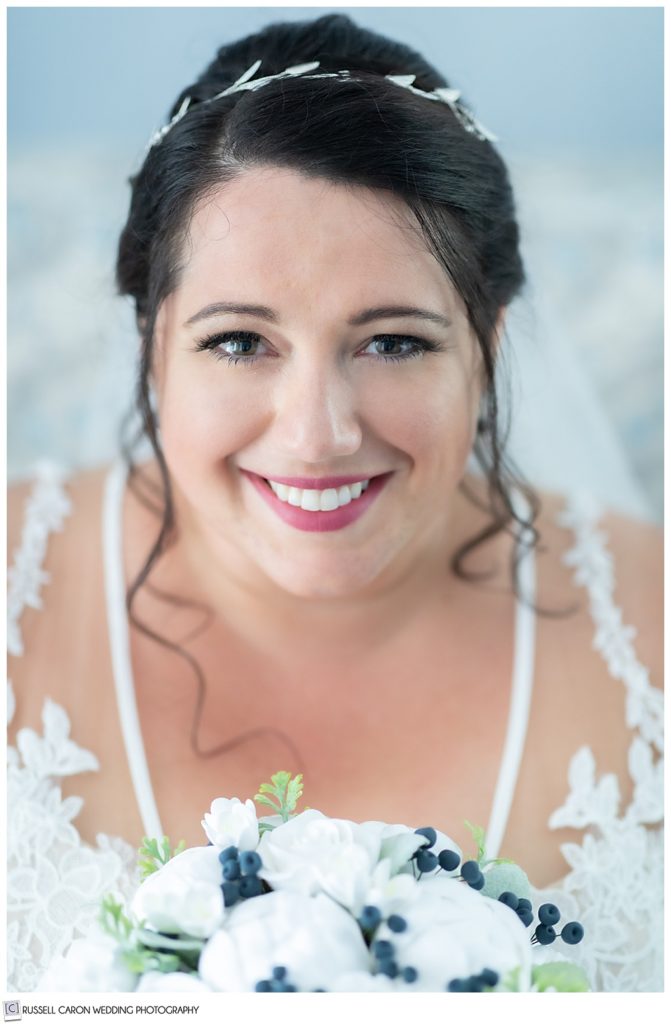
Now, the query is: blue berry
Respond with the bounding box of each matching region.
[535,924,557,945]
[498,891,519,911]
[466,976,483,992]
[269,979,287,992]
[255,980,272,992]
[221,881,240,906]
[372,939,395,961]
[438,849,461,872]
[240,851,262,876]
[359,905,382,930]
[561,921,585,945]
[538,903,560,926]
[469,872,485,890]
[218,846,238,863]
[460,860,480,882]
[518,909,534,927]
[402,966,418,983]
[387,914,408,933]
[272,966,287,980]
[416,849,439,873]
[222,859,241,881]
[447,978,467,992]
[239,875,264,898]
[517,897,532,913]
[414,827,437,848]
[377,960,399,979]
[284,984,297,993]
[479,968,499,988]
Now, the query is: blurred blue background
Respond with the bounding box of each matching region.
[7,6,664,519]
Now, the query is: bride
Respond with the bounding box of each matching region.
[7,13,663,993]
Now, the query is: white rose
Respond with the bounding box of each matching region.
[136,972,212,992]
[257,810,381,909]
[364,858,422,917]
[372,874,532,992]
[36,936,137,992]
[132,846,224,939]
[199,889,369,992]
[202,797,259,851]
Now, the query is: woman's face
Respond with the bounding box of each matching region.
[153,166,484,599]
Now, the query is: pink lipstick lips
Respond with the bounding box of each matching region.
[242,470,391,532]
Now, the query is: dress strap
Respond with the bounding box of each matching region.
[103,458,164,841]
[484,489,537,860]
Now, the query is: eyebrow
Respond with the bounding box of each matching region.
[183,301,452,330]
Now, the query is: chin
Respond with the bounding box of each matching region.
[261,551,389,601]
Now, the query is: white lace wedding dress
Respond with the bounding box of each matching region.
[7,462,664,993]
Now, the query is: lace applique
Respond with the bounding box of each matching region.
[530,491,664,992]
[8,462,73,658]
[7,466,138,993]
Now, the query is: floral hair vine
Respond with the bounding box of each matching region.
[146,58,497,154]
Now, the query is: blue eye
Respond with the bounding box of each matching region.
[195,331,263,365]
[362,335,442,362]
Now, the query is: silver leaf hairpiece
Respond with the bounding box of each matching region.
[146,59,497,154]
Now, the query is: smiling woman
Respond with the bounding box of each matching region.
[7,12,663,994]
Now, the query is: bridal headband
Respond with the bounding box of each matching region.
[147,58,497,153]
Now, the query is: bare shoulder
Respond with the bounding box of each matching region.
[535,486,662,687]
[7,462,113,737]
[503,484,663,882]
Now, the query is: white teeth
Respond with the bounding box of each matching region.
[266,478,371,511]
[300,490,321,512]
[320,488,339,511]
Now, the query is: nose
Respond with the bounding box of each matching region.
[270,354,363,464]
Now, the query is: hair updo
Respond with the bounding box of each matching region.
[115,13,542,758]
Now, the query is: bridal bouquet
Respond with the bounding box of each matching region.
[40,773,589,993]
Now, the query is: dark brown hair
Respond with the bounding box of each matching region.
[116,14,544,761]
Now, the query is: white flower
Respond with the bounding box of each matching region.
[136,972,212,992]
[364,858,421,917]
[37,936,137,992]
[202,797,259,851]
[373,874,532,992]
[131,846,224,939]
[199,889,369,991]
[329,971,398,992]
[257,810,381,909]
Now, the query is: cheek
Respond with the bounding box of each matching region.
[363,368,478,466]
[158,368,270,470]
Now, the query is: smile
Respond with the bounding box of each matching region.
[266,478,370,511]
[241,471,391,532]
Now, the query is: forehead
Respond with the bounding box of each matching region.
[174,166,461,321]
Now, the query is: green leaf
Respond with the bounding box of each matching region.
[254,794,281,812]
[121,948,183,976]
[254,771,304,822]
[499,966,521,992]
[137,836,185,880]
[532,962,590,992]
[463,820,487,862]
[481,862,532,903]
[99,895,134,943]
[285,774,304,814]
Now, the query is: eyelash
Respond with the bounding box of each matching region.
[194,330,443,366]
